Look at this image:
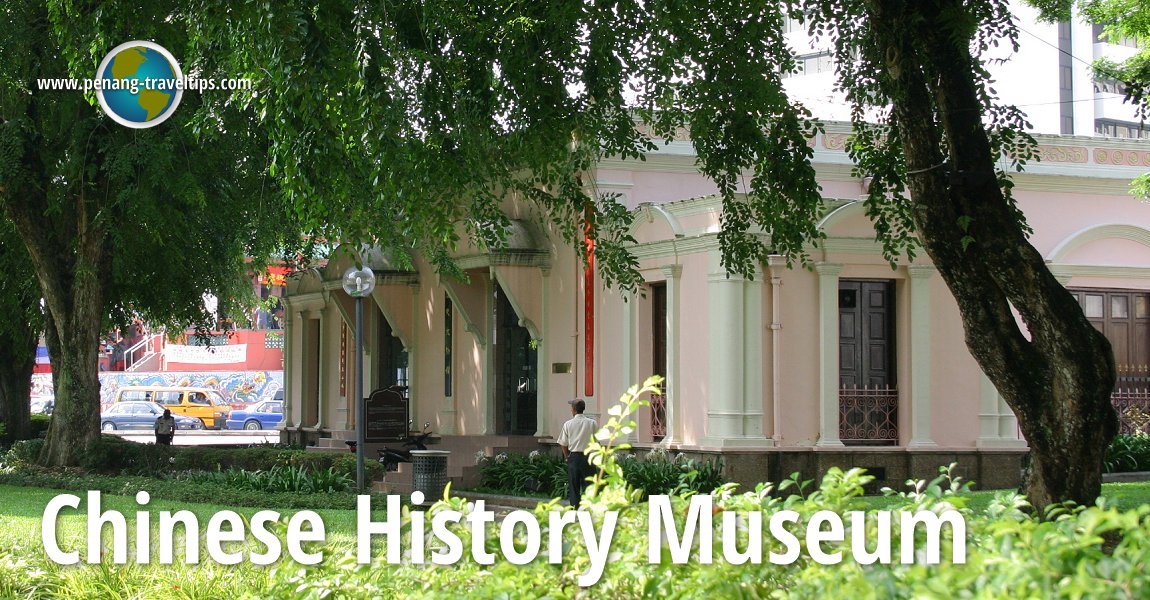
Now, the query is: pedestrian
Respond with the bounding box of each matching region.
[557,399,598,508]
[154,409,177,445]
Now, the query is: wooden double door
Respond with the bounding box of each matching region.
[839,280,896,387]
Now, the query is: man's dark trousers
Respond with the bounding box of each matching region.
[567,451,593,508]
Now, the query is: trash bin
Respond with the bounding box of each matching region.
[410,450,450,503]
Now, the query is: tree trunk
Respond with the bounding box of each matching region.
[0,319,36,442]
[4,172,109,467]
[868,0,1117,511]
[38,306,104,465]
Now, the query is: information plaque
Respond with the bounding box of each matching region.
[365,386,408,442]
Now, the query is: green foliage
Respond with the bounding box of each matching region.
[1105,432,1150,473]
[0,466,367,511]
[173,464,354,494]
[475,446,724,500]
[70,435,376,479]
[477,450,567,497]
[29,414,49,438]
[8,438,44,464]
[257,379,1150,598]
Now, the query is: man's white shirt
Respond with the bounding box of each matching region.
[557,414,598,453]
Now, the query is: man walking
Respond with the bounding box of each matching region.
[557,399,598,508]
[154,409,177,445]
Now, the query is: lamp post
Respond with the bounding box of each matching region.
[342,265,377,492]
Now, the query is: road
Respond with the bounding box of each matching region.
[107,430,281,446]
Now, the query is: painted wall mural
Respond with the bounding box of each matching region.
[30,370,284,407]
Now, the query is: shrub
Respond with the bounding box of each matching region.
[476,448,724,499]
[478,451,567,497]
[173,465,355,494]
[0,467,369,510]
[264,377,1150,599]
[29,414,50,438]
[8,438,44,465]
[1105,432,1150,473]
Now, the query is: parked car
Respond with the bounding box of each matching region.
[113,386,230,429]
[100,401,203,431]
[225,399,284,430]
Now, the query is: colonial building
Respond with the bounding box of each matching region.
[281,124,1150,491]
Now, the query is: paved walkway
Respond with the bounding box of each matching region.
[107,430,280,446]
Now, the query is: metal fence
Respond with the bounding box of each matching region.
[839,385,899,445]
[1113,388,1150,435]
[650,393,667,442]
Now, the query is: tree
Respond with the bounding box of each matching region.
[0,217,39,442]
[0,1,295,465]
[1082,0,1150,198]
[187,0,1118,510]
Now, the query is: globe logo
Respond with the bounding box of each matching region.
[94,41,184,128]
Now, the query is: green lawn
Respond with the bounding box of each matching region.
[2,481,1148,599]
[852,481,1150,512]
[0,484,377,599]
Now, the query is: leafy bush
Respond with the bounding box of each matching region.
[0,414,50,447]
[476,447,724,499]
[478,451,567,497]
[173,464,355,494]
[30,414,50,438]
[263,377,1150,599]
[8,438,44,464]
[1105,432,1150,473]
[0,467,369,510]
[70,435,373,479]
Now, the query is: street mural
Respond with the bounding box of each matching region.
[30,370,283,407]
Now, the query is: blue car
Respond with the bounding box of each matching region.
[100,402,202,431]
[225,400,284,430]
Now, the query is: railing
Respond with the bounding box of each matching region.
[839,385,899,445]
[124,334,163,372]
[1117,364,1150,391]
[1113,388,1150,435]
[650,393,667,442]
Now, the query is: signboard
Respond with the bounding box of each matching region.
[166,344,248,364]
[365,387,408,442]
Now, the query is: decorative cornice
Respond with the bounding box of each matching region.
[1055,265,1150,280]
[285,292,326,312]
[455,250,551,270]
[906,264,937,279]
[814,262,843,277]
[321,272,419,291]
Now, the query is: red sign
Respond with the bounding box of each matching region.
[266,266,291,287]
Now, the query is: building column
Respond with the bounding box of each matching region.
[407,284,419,429]
[534,268,551,437]
[300,309,319,430]
[702,263,747,447]
[907,265,936,447]
[767,257,785,443]
[741,265,769,444]
[620,287,638,443]
[816,263,844,447]
[314,310,328,430]
[483,271,496,435]
[660,265,683,445]
[282,307,298,429]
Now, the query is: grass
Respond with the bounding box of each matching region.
[852,481,1150,512]
[0,484,388,599]
[1,481,1147,598]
